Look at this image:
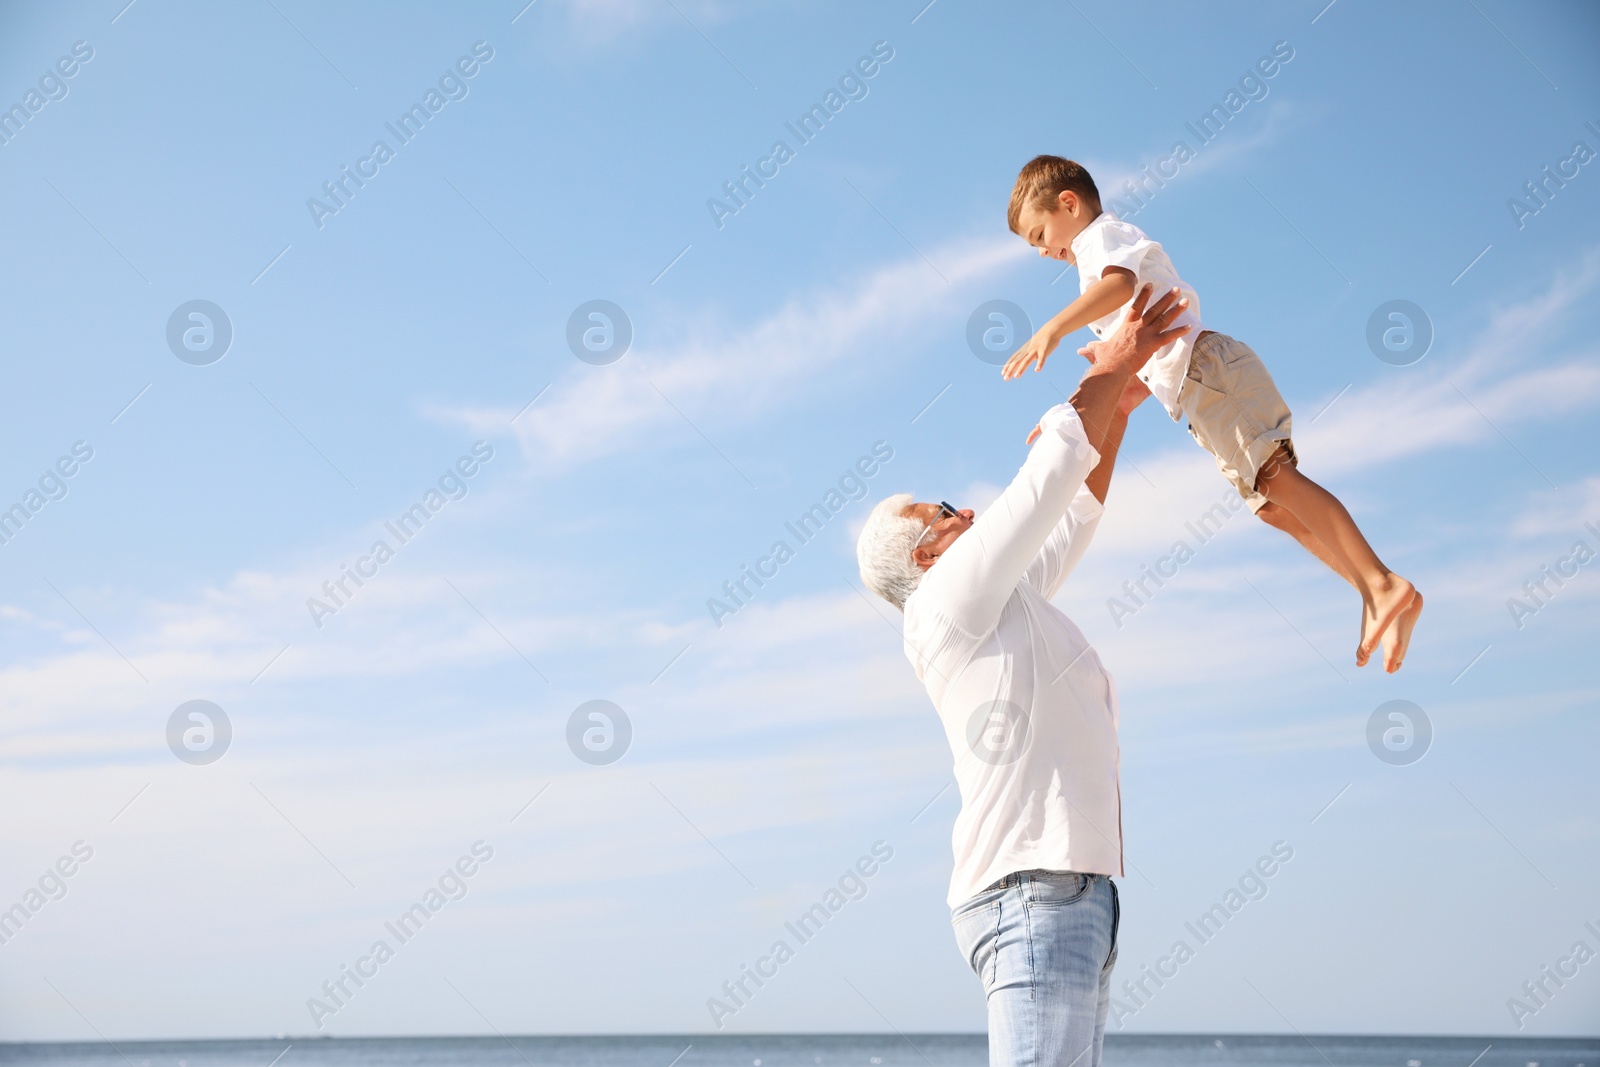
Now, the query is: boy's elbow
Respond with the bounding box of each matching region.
[1105,269,1137,300]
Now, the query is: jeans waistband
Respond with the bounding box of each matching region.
[985,868,1098,892]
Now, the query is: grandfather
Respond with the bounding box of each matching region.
[856,285,1188,1067]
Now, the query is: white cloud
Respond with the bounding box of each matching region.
[428,235,1029,472]
[1085,99,1304,213]
[16,256,1598,776]
[1290,255,1600,505]
[1509,477,1600,539]
[547,0,753,44]
[20,249,1570,766]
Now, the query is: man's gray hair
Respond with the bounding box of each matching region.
[857,492,927,610]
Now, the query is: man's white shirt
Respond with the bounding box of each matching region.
[1070,210,1204,421]
[902,401,1124,909]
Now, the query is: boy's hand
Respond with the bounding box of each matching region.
[1001,327,1060,381]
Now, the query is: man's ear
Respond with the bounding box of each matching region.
[911,543,937,570]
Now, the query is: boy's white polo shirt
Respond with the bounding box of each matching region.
[1070,210,1204,421]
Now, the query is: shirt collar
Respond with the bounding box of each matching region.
[1069,210,1117,260]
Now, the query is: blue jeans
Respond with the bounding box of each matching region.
[950,871,1120,1067]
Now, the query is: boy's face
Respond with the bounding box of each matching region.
[1017,190,1093,263]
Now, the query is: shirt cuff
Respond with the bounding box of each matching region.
[1038,402,1102,466]
[1068,483,1105,523]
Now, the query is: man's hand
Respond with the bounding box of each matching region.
[1054,285,1187,453]
[1001,326,1061,381]
[1026,285,1186,446]
[1077,341,1150,416]
[1091,284,1189,378]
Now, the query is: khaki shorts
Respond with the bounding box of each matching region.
[1176,331,1295,513]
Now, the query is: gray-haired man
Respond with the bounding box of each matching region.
[856,285,1188,1067]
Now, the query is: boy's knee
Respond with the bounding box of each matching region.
[1259,444,1292,474]
[1253,444,1296,492]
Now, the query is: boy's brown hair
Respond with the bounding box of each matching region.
[1007,155,1101,234]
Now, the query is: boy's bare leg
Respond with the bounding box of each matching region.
[1257,501,1423,672]
[1254,446,1419,668]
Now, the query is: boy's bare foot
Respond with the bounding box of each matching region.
[1382,590,1424,673]
[1357,576,1417,667]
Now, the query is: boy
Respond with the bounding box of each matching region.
[1001,155,1421,671]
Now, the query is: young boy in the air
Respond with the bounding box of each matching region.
[1002,155,1421,671]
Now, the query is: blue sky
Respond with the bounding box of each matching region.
[2,0,1598,1042]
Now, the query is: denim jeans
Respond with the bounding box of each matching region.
[950,870,1120,1067]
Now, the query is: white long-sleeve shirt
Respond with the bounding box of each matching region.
[902,401,1124,908]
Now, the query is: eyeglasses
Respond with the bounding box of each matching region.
[918,501,963,546]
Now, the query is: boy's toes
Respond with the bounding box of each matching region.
[1382,636,1402,674]
[1380,622,1400,673]
[1356,618,1379,667]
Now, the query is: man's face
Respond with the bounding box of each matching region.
[904,501,975,570]
[1016,191,1088,263]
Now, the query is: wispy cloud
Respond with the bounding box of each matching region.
[544,0,750,43]
[1300,253,1600,476]
[1509,476,1600,539]
[428,235,1028,471]
[16,256,1597,773]
[1084,98,1304,208]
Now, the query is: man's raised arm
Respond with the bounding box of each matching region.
[1027,285,1188,452]
[1083,375,1148,504]
[1021,300,1172,601]
[919,287,1188,633]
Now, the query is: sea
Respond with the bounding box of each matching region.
[1,1034,1596,1067]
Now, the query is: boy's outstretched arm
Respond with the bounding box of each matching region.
[1001,267,1136,381]
[1025,284,1188,451]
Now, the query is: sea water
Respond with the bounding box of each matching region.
[1,1034,1596,1067]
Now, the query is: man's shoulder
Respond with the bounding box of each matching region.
[901,584,936,635]
[902,577,1005,644]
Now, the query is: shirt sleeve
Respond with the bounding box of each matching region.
[1076,220,1152,286]
[1023,484,1105,601]
[914,402,1101,638]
